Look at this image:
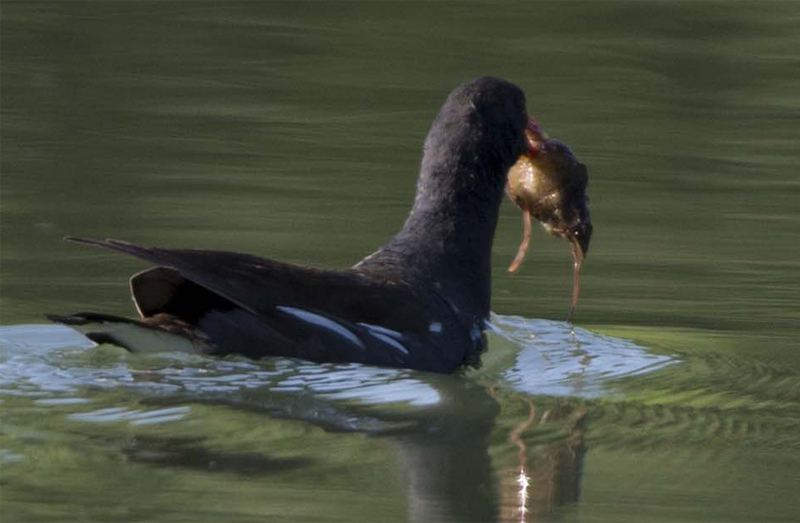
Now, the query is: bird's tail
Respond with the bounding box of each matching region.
[46,312,203,354]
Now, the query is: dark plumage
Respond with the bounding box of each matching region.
[49,77,530,373]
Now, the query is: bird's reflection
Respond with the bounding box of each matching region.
[384,378,587,523]
[130,369,588,523]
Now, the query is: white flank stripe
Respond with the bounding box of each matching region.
[357,322,404,340]
[367,331,410,356]
[428,322,443,333]
[276,306,365,350]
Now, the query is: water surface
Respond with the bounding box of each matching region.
[2,2,799,522]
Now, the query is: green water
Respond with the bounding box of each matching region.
[2,2,799,522]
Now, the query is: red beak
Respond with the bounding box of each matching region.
[526,117,548,157]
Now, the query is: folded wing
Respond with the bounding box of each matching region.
[59,237,448,369]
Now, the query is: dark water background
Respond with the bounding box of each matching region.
[2,2,799,522]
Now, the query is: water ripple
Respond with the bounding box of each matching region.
[489,314,677,397]
[0,317,674,415]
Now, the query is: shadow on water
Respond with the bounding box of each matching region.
[0,316,675,522]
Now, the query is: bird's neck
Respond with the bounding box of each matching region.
[386,156,509,319]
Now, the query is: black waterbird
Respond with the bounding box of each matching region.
[49,77,592,373]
